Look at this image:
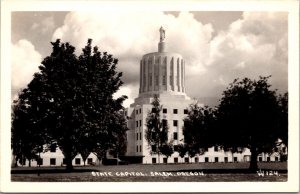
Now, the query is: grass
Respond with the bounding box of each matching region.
[11,162,287,182]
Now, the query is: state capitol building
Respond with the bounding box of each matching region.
[13,27,285,167]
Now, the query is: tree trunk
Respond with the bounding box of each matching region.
[28,159,31,167]
[64,150,74,172]
[14,156,18,167]
[249,146,258,172]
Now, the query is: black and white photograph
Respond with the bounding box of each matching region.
[0,0,299,193]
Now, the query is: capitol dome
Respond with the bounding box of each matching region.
[138,27,187,98]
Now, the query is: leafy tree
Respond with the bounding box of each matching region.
[276,92,288,145]
[108,110,128,158]
[182,104,216,158]
[145,95,169,163]
[11,91,47,167]
[11,39,127,171]
[215,76,287,171]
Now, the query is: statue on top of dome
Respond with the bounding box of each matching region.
[159,26,165,42]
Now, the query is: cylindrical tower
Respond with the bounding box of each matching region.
[139,27,186,97]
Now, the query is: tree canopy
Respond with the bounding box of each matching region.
[145,95,172,163]
[11,39,127,171]
[182,76,287,171]
[180,104,216,158]
[215,76,287,171]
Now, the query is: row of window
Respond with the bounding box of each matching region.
[136,145,142,152]
[152,156,274,164]
[162,108,188,114]
[21,158,94,166]
[136,119,179,128]
[135,109,142,115]
[136,120,142,128]
[136,132,142,140]
[136,108,188,115]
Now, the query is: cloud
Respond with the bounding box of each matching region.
[52,11,214,106]
[186,12,288,102]
[50,11,287,107]
[30,16,55,34]
[11,39,42,99]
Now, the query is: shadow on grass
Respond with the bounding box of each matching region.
[11,168,100,174]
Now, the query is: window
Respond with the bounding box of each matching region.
[162,119,168,127]
[184,109,188,114]
[152,158,157,164]
[224,157,228,163]
[163,158,167,163]
[267,157,270,162]
[173,120,178,127]
[136,146,139,152]
[50,144,57,152]
[139,132,142,140]
[173,109,178,114]
[173,132,178,140]
[151,145,157,152]
[214,146,218,152]
[136,133,138,140]
[136,110,138,115]
[50,158,56,165]
[163,108,167,113]
[195,157,199,163]
[275,157,279,162]
[215,157,219,162]
[174,157,178,163]
[87,158,93,164]
[37,158,43,166]
[185,157,189,163]
[139,109,141,114]
[258,157,262,162]
[136,121,138,128]
[139,120,142,127]
[75,158,81,165]
[140,145,142,152]
[205,157,209,163]
[174,145,179,152]
[234,157,238,162]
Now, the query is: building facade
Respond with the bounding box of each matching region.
[125,27,286,164]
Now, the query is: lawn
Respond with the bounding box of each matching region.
[11,162,287,182]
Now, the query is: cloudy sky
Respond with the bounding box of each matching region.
[11,11,288,107]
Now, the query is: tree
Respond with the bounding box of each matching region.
[11,91,47,167]
[276,92,288,145]
[108,110,128,158]
[145,95,169,164]
[215,76,287,171]
[182,103,216,158]
[11,39,127,171]
[160,143,174,163]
